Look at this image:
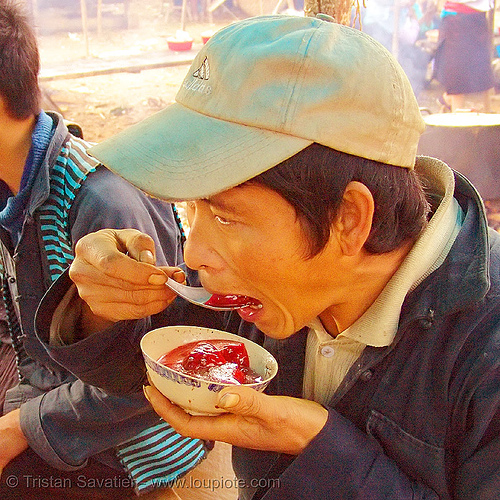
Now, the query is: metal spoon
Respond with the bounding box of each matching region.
[165,277,261,311]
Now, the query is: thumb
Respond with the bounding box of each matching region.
[216,385,267,416]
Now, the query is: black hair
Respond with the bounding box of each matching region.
[0,0,41,119]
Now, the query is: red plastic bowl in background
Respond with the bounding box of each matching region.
[201,30,215,45]
[167,39,193,51]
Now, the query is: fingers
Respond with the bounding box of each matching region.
[87,297,175,322]
[217,388,329,454]
[70,229,185,322]
[144,381,328,455]
[216,385,266,416]
[73,229,166,286]
[117,230,157,264]
[143,383,207,437]
[143,383,270,444]
[157,267,187,284]
[70,262,174,322]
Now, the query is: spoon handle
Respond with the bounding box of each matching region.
[165,277,236,311]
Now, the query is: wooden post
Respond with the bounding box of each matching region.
[489,0,497,57]
[97,0,102,37]
[80,0,90,58]
[181,0,187,31]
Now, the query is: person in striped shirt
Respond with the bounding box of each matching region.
[0,1,219,498]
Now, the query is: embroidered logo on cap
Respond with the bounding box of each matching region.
[193,57,210,80]
[182,56,212,95]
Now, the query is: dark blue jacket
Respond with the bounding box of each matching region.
[36,168,500,499]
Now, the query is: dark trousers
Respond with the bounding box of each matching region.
[0,447,136,499]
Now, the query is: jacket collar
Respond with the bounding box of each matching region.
[341,156,462,347]
[27,112,70,216]
[402,159,491,322]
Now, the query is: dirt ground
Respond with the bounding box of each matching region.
[37,1,233,143]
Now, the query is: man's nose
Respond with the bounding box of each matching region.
[183,211,224,273]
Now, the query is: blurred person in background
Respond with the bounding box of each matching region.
[362,0,439,97]
[0,1,224,498]
[433,0,495,111]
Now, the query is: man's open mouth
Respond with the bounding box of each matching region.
[204,293,263,310]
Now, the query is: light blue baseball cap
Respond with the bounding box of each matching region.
[89,15,425,201]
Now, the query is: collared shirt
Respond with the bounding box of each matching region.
[303,160,464,405]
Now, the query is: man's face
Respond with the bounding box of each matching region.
[183,183,343,339]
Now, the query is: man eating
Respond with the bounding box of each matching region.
[35,14,500,500]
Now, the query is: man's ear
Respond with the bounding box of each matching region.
[333,181,374,256]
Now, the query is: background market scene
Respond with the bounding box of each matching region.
[31,0,500,229]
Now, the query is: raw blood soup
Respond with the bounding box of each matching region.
[157,339,263,385]
[204,294,260,308]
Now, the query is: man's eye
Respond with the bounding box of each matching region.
[215,215,231,225]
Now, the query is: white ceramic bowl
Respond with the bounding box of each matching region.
[141,326,278,415]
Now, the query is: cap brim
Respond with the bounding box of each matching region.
[88,103,312,201]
